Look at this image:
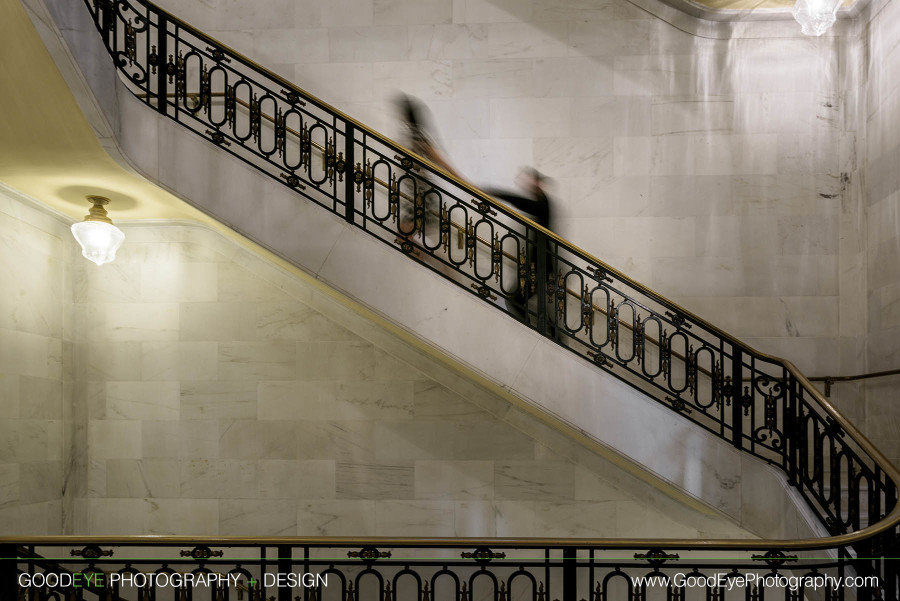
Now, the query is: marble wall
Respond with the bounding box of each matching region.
[0,185,70,535]
[145,0,861,387]
[60,218,749,538]
[861,0,900,465]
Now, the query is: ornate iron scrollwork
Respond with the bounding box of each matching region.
[347,546,391,562]
[634,549,680,565]
[280,172,306,190]
[180,546,224,560]
[205,45,231,63]
[666,396,692,414]
[751,550,798,566]
[461,547,506,563]
[71,545,113,559]
[471,283,497,301]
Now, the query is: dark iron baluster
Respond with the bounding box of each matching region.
[731,347,743,449]
[344,123,355,225]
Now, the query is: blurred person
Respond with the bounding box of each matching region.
[395,94,557,330]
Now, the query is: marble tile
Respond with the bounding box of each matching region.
[181,381,257,419]
[298,499,376,535]
[106,459,180,498]
[19,376,62,419]
[88,420,142,460]
[487,22,567,58]
[534,57,614,98]
[256,302,360,341]
[252,28,329,65]
[375,500,456,537]
[409,24,488,60]
[451,59,533,98]
[104,303,179,341]
[219,420,298,460]
[180,303,257,341]
[145,499,220,535]
[296,421,377,462]
[534,137,613,178]
[412,380,488,421]
[218,342,297,380]
[76,342,142,382]
[140,262,218,302]
[374,421,455,461]
[295,341,375,380]
[19,461,62,503]
[181,459,257,498]
[452,422,535,460]
[453,500,496,536]
[414,460,493,499]
[295,0,374,28]
[374,0,453,25]
[372,60,453,100]
[464,0,533,23]
[336,462,414,499]
[494,461,574,500]
[295,63,375,103]
[141,341,218,381]
[142,420,220,459]
[330,26,409,62]
[106,381,180,420]
[258,459,336,499]
[489,98,572,138]
[0,464,18,509]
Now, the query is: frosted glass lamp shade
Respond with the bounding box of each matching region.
[792,0,841,35]
[71,220,125,266]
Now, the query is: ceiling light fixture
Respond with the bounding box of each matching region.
[792,0,841,35]
[71,195,125,266]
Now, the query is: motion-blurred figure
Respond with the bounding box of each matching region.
[395,94,557,330]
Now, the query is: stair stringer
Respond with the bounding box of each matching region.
[30,0,827,541]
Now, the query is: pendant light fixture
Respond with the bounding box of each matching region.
[71,195,125,266]
[792,0,842,36]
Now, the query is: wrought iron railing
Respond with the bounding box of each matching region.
[1,538,887,601]
[7,0,897,597]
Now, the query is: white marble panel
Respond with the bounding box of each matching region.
[181,381,257,419]
[494,461,574,500]
[252,28,329,66]
[106,381,180,420]
[140,263,218,303]
[145,499,220,535]
[0,329,62,380]
[218,342,297,380]
[651,97,734,136]
[180,302,256,341]
[464,0,533,23]
[375,0,453,25]
[295,340,376,380]
[294,63,375,102]
[219,420,299,459]
[141,341,218,381]
[451,59,533,98]
[487,22,567,58]
[106,459,180,498]
[295,0,374,28]
[88,420,142,459]
[142,420,220,459]
[330,26,409,62]
[298,499,376,535]
[104,303,179,341]
[19,376,63,420]
[181,459,258,498]
[374,500,455,535]
[535,137,613,179]
[76,342,142,382]
[372,61,453,100]
[336,462,414,498]
[409,24,488,60]
[258,459,336,499]
[489,98,572,138]
[256,302,360,341]
[0,464,19,509]
[533,57,614,97]
[414,460,493,499]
